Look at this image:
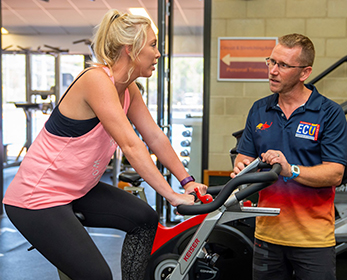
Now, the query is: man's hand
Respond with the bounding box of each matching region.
[261,150,291,177]
[230,155,254,178]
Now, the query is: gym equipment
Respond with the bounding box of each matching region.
[12,102,40,163]
[119,159,281,280]
[55,155,347,279]
[335,183,347,255]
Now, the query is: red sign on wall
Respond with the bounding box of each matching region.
[218,37,277,81]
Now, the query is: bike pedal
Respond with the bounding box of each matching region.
[204,253,219,267]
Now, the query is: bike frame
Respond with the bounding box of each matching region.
[152,214,207,254]
[165,193,280,279]
[119,160,282,280]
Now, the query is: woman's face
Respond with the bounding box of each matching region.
[134,27,161,78]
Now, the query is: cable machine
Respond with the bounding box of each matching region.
[3,47,66,168]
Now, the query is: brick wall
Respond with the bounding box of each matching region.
[209,0,347,171]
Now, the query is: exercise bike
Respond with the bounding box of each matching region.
[119,159,281,280]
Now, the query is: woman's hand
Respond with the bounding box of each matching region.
[167,192,196,207]
[165,182,207,207]
[184,181,208,196]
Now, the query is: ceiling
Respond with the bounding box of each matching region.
[2,0,204,36]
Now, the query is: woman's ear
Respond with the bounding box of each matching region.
[125,45,133,59]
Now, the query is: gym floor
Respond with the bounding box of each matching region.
[1,167,347,279]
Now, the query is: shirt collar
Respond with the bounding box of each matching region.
[266,84,322,112]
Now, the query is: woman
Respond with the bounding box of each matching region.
[3,10,207,280]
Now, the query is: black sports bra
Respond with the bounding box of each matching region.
[45,68,100,137]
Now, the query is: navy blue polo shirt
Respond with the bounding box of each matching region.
[237,84,347,247]
[237,84,347,167]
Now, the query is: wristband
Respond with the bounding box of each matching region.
[180,175,195,187]
[283,165,300,182]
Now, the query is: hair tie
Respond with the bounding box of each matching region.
[110,13,120,23]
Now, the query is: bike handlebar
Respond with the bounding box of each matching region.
[177,162,281,215]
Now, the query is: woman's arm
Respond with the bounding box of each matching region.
[82,70,194,206]
[127,82,207,194]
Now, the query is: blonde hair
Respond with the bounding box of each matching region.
[279,33,315,66]
[92,10,151,81]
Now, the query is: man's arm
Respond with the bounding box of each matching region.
[261,150,345,187]
[295,162,345,187]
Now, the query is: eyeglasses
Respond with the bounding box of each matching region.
[265,57,310,71]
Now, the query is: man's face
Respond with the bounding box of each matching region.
[267,44,305,95]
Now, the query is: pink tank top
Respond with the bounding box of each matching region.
[3,68,130,209]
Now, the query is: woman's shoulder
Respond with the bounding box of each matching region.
[77,66,114,86]
[83,66,110,76]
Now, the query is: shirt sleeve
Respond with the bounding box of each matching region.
[236,105,258,158]
[320,103,347,165]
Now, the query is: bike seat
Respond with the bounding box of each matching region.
[118,171,142,185]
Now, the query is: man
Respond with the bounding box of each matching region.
[232,33,347,280]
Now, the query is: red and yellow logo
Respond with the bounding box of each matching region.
[255,122,273,131]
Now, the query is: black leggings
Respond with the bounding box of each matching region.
[5,181,159,280]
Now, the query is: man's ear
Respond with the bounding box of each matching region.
[300,66,313,82]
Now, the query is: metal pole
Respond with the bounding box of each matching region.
[165,0,173,223]
[156,0,166,219]
[201,0,212,180]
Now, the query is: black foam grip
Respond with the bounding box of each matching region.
[177,163,281,215]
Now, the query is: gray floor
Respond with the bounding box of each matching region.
[0,216,125,280]
[0,167,156,280]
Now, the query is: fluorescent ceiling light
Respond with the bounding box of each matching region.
[129,8,158,35]
[1,27,9,35]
